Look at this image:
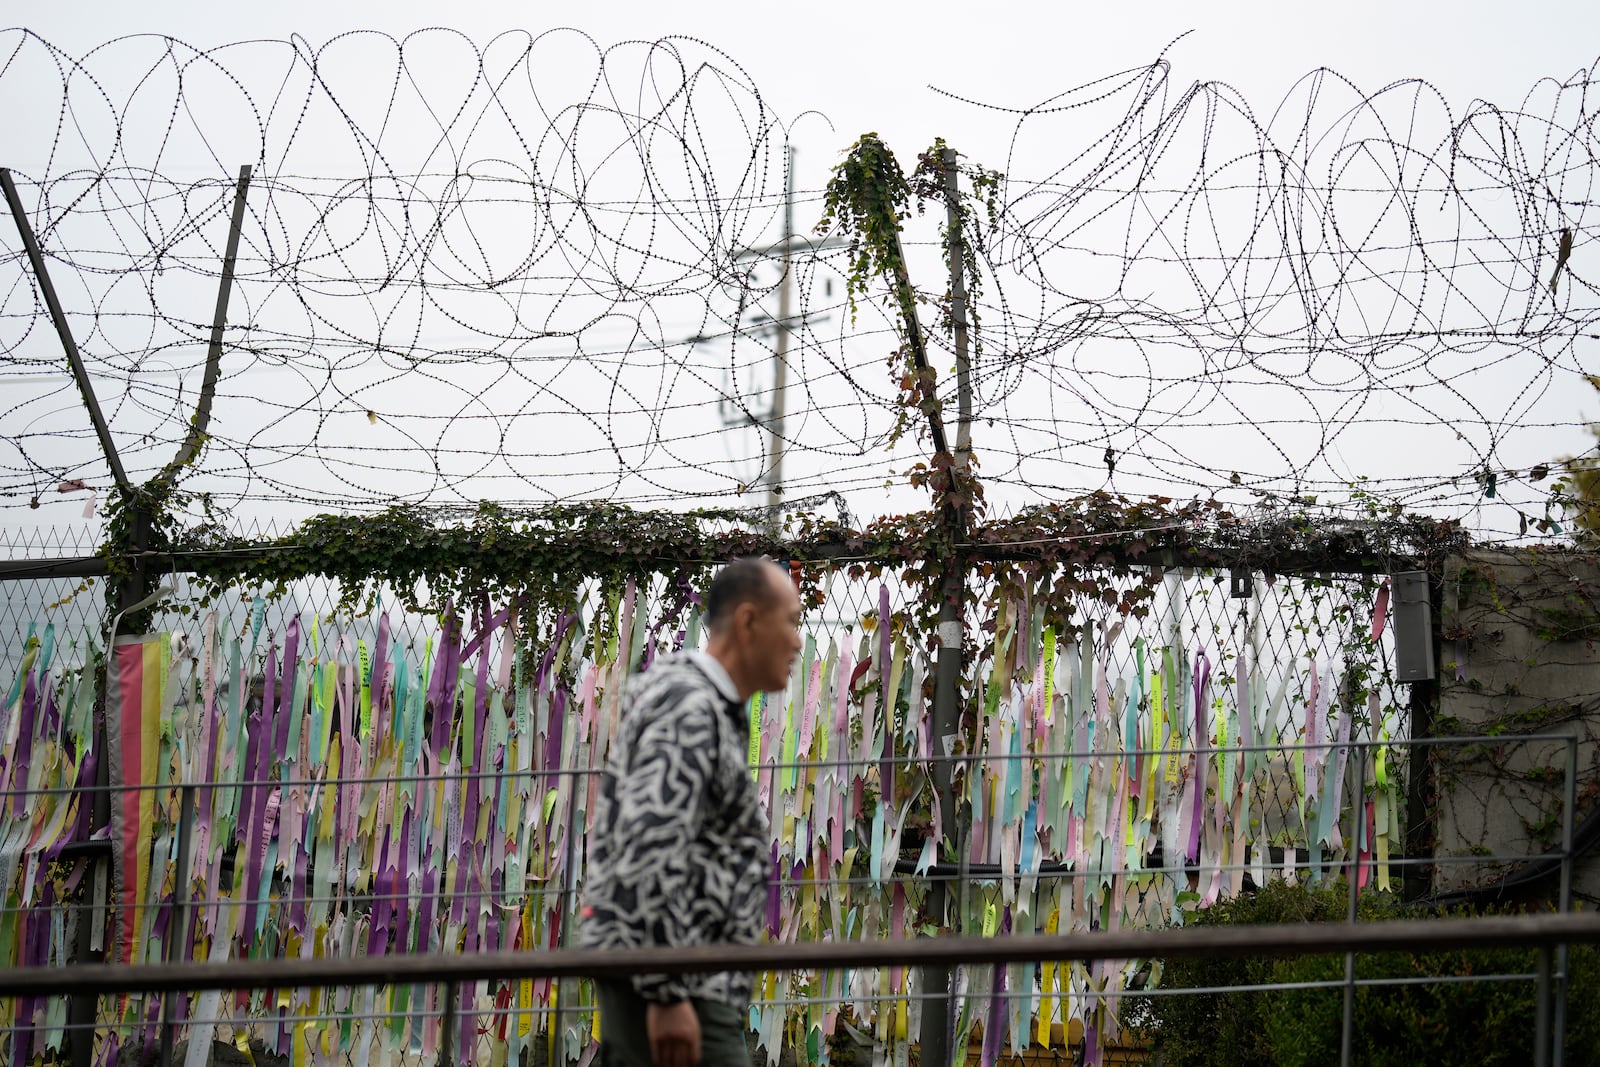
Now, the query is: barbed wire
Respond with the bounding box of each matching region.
[1,29,1596,539]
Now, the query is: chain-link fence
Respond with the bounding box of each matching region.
[0,519,1437,1066]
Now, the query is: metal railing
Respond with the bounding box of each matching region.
[2,913,1597,1065]
[0,731,1591,1067]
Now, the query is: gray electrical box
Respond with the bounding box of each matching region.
[1392,570,1435,682]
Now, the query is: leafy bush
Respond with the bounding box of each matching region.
[1124,881,1599,1066]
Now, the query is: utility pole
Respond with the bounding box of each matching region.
[727,147,843,525]
[767,145,795,527]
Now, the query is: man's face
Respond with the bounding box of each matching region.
[749,566,804,693]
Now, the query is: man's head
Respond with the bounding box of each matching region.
[703,557,803,699]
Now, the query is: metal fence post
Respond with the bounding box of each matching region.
[1402,572,1440,904]
[1553,735,1577,1067]
[4,165,143,1067]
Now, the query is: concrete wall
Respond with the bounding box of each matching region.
[1434,548,1600,904]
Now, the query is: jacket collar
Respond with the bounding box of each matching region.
[684,650,741,706]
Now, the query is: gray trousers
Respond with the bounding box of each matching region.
[594,981,749,1067]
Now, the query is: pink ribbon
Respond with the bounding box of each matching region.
[1370,580,1391,642]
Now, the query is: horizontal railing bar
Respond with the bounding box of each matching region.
[3,913,1596,999]
[0,733,1571,801]
[0,847,1557,919]
[9,970,1544,1027]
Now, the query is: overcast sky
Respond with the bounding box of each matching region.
[5,2,1600,538]
[17,1,1600,149]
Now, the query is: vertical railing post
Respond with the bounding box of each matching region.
[1536,944,1554,1067]
[1339,741,1365,1067]
[1552,735,1578,1067]
[440,980,460,1067]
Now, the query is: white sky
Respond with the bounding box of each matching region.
[5,1,1600,540]
[17,1,1600,145]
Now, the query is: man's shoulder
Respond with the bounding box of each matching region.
[635,652,714,686]
[629,653,724,711]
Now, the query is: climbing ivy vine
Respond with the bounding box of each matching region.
[816,132,1003,452]
[168,495,1464,656]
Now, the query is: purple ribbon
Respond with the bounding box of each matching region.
[239,638,278,948]
[766,842,782,936]
[274,618,300,757]
[452,645,494,930]
[64,750,98,856]
[416,864,437,952]
[981,908,1010,1067]
[373,612,392,731]
[427,607,460,763]
[393,807,413,948]
[368,831,394,956]
[544,689,567,795]
[459,607,511,662]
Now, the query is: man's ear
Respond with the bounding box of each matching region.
[734,599,759,637]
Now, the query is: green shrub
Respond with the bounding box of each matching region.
[1124,881,1599,1066]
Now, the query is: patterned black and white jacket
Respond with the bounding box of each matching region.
[578,652,770,1006]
